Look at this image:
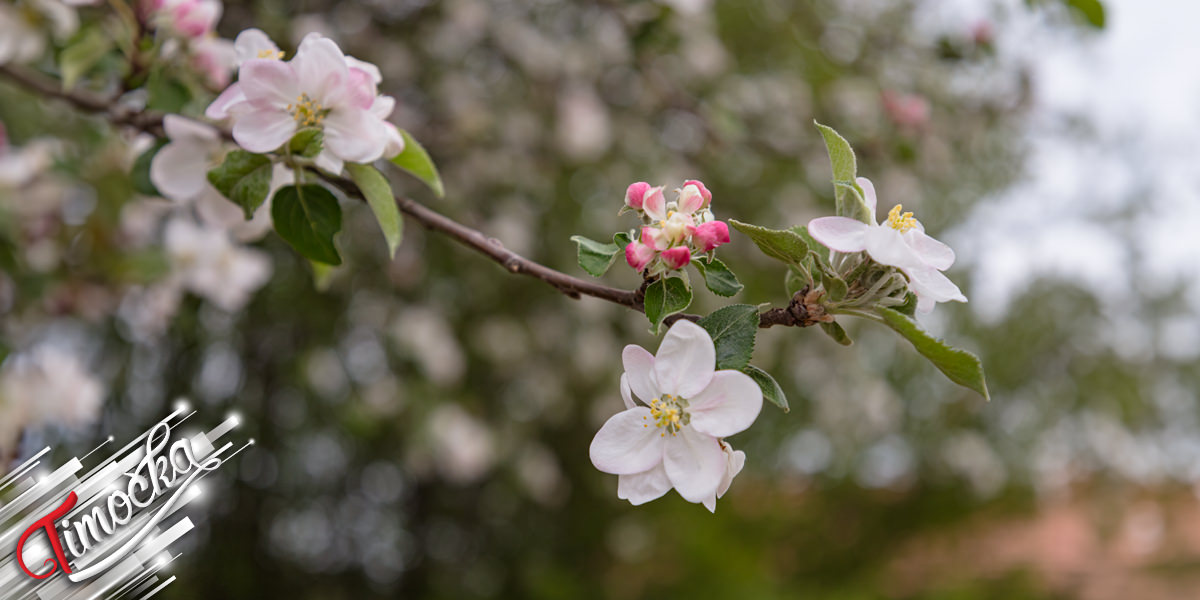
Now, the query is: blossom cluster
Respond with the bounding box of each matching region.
[622,180,731,274]
[0,345,103,456]
[206,29,404,174]
[808,176,966,313]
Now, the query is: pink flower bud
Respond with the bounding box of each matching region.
[625,182,651,210]
[625,241,656,272]
[641,226,669,251]
[642,186,667,221]
[661,246,691,270]
[682,179,712,208]
[692,221,730,252]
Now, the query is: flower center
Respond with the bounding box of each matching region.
[644,394,689,436]
[286,94,326,127]
[886,204,918,232]
[257,49,285,60]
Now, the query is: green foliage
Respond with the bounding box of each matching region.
[346,163,404,258]
[570,234,622,277]
[1066,0,1106,28]
[207,150,273,219]
[643,277,692,334]
[130,140,166,196]
[271,184,343,265]
[290,129,324,158]
[729,220,811,267]
[876,307,990,401]
[390,129,444,197]
[693,257,743,297]
[819,321,853,346]
[815,121,873,223]
[60,27,114,89]
[743,365,788,412]
[145,68,191,113]
[697,304,758,371]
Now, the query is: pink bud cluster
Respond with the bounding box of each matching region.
[622,180,731,274]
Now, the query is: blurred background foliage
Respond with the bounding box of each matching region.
[12,0,1200,598]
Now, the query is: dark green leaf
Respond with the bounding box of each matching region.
[145,69,191,113]
[876,307,990,401]
[697,304,758,371]
[819,321,853,346]
[1066,0,1105,28]
[744,365,788,412]
[390,129,444,197]
[893,291,919,316]
[271,184,343,265]
[693,257,743,297]
[60,28,113,89]
[131,140,167,196]
[569,235,621,277]
[207,150,274,219]
[346,163,403,258]
[643,277,692,334]
[729,220,810,266]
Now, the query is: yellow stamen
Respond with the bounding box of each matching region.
[288,93,326,127]
[257,49,285,60]
[886,204,918,232]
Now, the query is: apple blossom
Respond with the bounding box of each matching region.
[147,0,221,39]
[807,176,966,313]
[625,240,656,272]
[692,220,730,252]
[661,246,691,270]
[0,0,78,65]
[590,320,762,511]
[0,344,103,431]
[621,180,732,274]
[164,217,272,311]
[151,115,224,201]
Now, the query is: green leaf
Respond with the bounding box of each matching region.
[819,321,853,346]
[697,304,758,371]
[131,140,167,196]
[145,69,191,113]
[744,365,788,412]
[60,28,113,89]
[1066,0,1105,28]
[784,267,807,296]
[643,277,692,334]
[207,150,274,219]
[814,121,873,224]
[390,129,444,197]
[893,291,919,316]
[821,270,848,302]
[790,225,826,255]
[271,184,343,265]
[311,260,336,291]
[570,235,621,277]
[729,220,811,266]
[876,307,990,401]
[289,129,323,158]
[693,257,743,297]
[346,163,403,258]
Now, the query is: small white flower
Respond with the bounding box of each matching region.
[0,345,103,431]
[590,321,762,512]
[0,0,78,65]
[807,176,967,313]
[151,115,223,201]
[164,218,272,312]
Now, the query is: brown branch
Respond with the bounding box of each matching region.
[0,63,816,329]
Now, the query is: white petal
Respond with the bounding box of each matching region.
[163,114,219,143]
[687,370,762,438]
[617,463,671,506]
[905,266,967,304]
[313,149,344,174]
[322,109,387,163]
[864,224,922,269]
[653,320,715,398]
[344,55,382,84]
[382,123,405,159]
[904,230,955,270]
[621,345,658,402]
[239,59,298,109]
[717,446,745,499]
[293,35,350,107]
[619,373,635,410]
[808,216,869,253]
[206,83,248,120]
[232,108,296,153]
[234,28,279,65]
[855,176,878,214]
[150,141,209,200]
[663,426,725,503]
[369,95,397,119]
[589,407,665,475]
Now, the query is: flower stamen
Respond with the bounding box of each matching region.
[287,93,326,127]
[886,204,918,232]
[648,394,688,436]
[257,49,285,60]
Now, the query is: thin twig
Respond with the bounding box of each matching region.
[0,63,816,329]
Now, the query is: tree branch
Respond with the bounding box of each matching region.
[0,63,815,329]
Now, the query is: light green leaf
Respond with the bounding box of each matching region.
[729,220,810,266]
[697,304,758,371]
[311,260,336,291]
[207,150,274,219]
[819,321,853,346]
[821,270,848,302]
[271,184,343,265]
[815,121,873,224]
[145,68,191,113]
[131,140,166,196]
[346,163,403,258]
[1066,0,1105,28]
[570,235,621,277]
[876,307,990,401]
[390,129,444,198]
[289,129,323,158]
[60,28,113,89]
[693,257,743,297]
[744,365,788,412]
[643,277,692,334]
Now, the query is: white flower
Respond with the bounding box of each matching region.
[589,321,762,512]
[0,345,103,431]
[0,0,78,65]
[164,218,272,311]
[0,138,55,188]
[807,176,967,313]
